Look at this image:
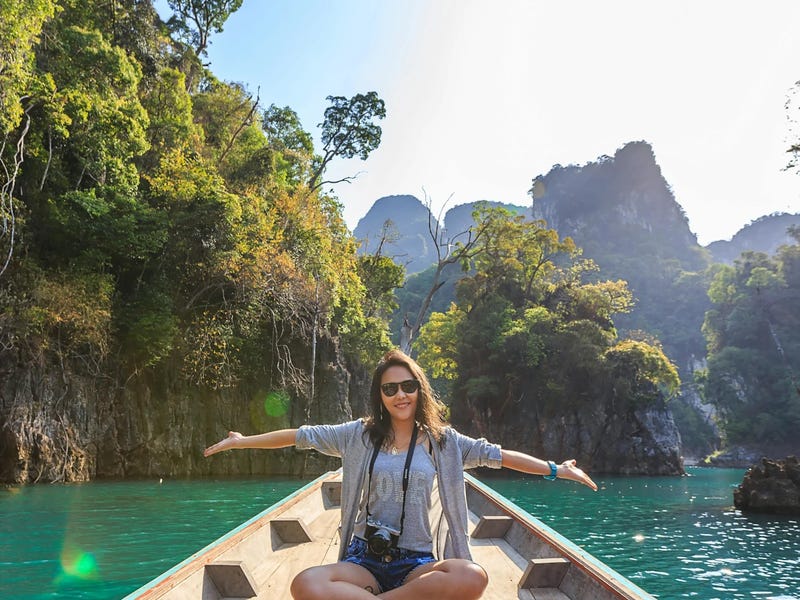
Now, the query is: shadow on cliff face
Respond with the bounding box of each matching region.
[0,425,19,482]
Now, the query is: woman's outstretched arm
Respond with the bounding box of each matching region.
[203,429,299,457]
[500,449,598,491]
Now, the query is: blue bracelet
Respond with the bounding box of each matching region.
[543,460,558,481]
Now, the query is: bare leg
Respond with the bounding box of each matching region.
[291,562,381,599]
[378,559,488,600]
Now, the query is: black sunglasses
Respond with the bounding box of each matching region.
[380,379,420,396]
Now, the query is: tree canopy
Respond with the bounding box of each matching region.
[166,0,243,56]
[0,0,391,401]
[416,206,679,441]
[701,234,800,449]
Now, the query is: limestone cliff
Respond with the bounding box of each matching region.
[0,337,360,483]
[353,195,435,274]
[455,400,684,476]
[0,343,685,480]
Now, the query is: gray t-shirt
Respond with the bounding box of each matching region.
[353,439,437,552]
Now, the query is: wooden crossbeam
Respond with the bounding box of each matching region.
[519,557,571,589]
[322,480,342,506]
[270,517,313,544]
[205,560,257,598]
[471,515,514,539]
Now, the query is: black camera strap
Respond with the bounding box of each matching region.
[366,424,418,536]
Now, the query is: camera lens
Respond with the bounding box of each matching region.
[367,529,392,555]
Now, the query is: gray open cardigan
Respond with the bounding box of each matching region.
[295,419,503,561]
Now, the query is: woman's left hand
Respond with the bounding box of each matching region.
[557,459,598,491]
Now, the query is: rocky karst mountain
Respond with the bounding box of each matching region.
[706,213,800,264]
[353,142,796,467]
[530,141,706,269]
[354,196,528,274]
[353,195,434,274]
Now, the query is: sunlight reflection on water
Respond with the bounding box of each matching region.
[480,467,800,599]
[2,469,798,599]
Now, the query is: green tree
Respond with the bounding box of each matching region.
[702,245,800,449]
[263,104,313,154]
[0,0,57,277]
[261,104,314,189]
[0,0,57,134]
[308,91,386,192]
[192,79,262,171]
[416,207,673,443]
[140,67,201,160]
[605,340,680,407]
[166,0,243,56]
[357,254,405,320]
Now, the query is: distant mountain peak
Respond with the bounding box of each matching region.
[530,140,702,266]
[706,212,800,264]
[353,197,527,274]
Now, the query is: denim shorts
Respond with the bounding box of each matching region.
[342,536,437,592]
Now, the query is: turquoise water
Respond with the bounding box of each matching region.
[0,478,306,599]
[483,468,800,600]
[1,468,798,599]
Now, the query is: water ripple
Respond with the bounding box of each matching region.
[481,467,800,599]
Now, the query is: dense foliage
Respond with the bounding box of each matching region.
[701,230,800,450]
[0,0,390,399]
[416,207,679,436]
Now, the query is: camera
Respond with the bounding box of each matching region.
[365,518,400,556]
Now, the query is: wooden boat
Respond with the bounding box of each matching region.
[124,470,654,600]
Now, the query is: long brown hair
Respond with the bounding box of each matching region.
[364,349,448,448]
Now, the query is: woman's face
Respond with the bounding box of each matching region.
[380,365,418,425]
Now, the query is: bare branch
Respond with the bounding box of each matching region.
[218,87,260,163]
[1,104,33,278]
[314,170,366,192]
[400,193,490,353]
[39,126,53,191]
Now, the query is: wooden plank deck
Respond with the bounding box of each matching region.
[125,471,653,600]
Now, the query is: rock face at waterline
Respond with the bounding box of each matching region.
[1,320,683,481]
[734,457,800,515]
[706,446,762,468]
[0,346,684,482]
[0,336,358,483]
[455,403,684,476]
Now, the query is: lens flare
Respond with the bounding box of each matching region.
[59,543,99,580]
[263,390,290,417]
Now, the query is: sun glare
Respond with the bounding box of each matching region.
[263,390,290,417]
[58,543,99,582]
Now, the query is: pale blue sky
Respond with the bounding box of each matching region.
[156,1,800,245]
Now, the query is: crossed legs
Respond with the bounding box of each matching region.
[290,559,487,600]
[290,562,380,599]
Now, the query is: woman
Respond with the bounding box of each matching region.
[204,349,597,599]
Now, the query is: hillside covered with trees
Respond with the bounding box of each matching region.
[702,231,800,453]
[360,142,800,462]
[0,0,398,482]
[4,1,788,482]
[416,206,683,474]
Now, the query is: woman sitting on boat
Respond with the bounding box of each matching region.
[204,349,597,599]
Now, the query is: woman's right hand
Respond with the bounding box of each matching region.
[204,431,244,457]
